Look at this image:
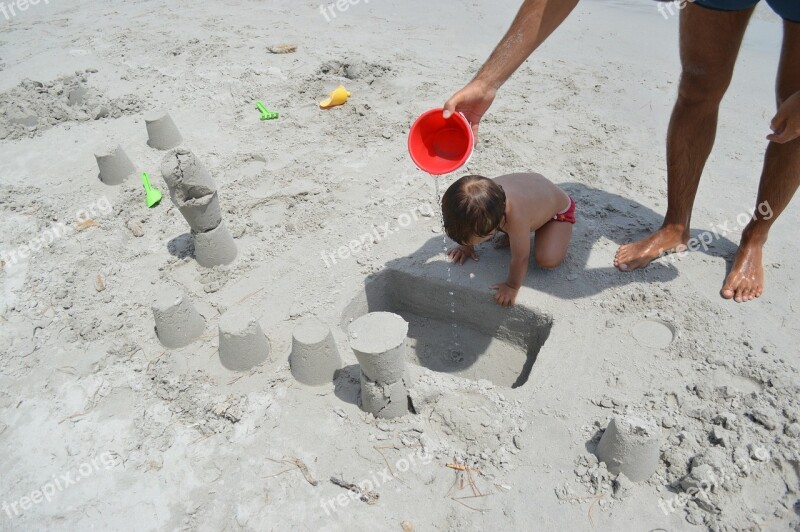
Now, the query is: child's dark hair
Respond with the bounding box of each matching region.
[441,175,506,245]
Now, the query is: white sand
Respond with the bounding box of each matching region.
[1,0,798,530]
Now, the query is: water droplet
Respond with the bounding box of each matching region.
[433,173,459,350]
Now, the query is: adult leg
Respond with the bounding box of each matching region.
[721,20,800,302]
[614,2,755,271]
[533,220,573,269]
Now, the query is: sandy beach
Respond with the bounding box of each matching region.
[1,0,798,530]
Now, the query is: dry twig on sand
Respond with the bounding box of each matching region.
[444,461,491,512]
[330,477,380,505]
[559,493,608,528]
[265,457,319,486]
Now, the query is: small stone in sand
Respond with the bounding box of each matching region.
[127,220,144,237]
[268,44,297,54]
[76,219,98,231]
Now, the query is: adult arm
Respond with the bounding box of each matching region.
[768,90,800,144]
[443,0,580,138]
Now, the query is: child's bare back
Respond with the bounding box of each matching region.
[442,173,576,306]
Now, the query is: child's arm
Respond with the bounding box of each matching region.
[491,226,530,306]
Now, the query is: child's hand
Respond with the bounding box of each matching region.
[491,282,518,307]
[768,91,800,144]
[448,245,478,265]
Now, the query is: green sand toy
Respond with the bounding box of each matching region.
[255,101,279,120]
[141,172,162,208]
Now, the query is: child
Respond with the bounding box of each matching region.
[442,173,576,307]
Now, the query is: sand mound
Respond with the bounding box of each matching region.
[0,72,142,140]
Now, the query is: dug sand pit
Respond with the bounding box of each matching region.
[341,269,552,387]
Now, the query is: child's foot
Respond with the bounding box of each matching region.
[721,239,765,303]
[493,233,510,249]
[614,226,688,271]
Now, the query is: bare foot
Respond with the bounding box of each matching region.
[721,240,765,303]
[493,233,510,249]
[614,226,688,271]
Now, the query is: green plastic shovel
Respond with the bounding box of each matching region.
[255,101,279,120]
[141,172,162,208]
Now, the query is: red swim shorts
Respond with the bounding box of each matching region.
[553,196,577,224]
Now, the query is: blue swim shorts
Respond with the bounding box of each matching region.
[693,0,800,22]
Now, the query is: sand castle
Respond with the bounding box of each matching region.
[349,311,410,419]
[151,285,206,348]
[218,306,270,371]
[160,148,237,267]
[595,415,662,482]
[94,144,137,185]
[289,317,342,386]
[145,111,183,150]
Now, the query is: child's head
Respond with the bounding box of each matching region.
[442,175,506,246]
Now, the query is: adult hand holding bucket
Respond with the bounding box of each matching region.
[408,108,475,175]
[442,80,497,141]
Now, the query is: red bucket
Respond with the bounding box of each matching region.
[408,108,474,175]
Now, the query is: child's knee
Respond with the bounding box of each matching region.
[535,252,565,270]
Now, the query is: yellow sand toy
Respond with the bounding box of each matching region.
[319,84,350,109]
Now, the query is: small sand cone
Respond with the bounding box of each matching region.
[289,317,342,386]
[595,416,662,482]
[145,111,183,150]
[152,285,205,348]
[95,144,137,186]
[218,307,270,371]
[348,312,408,384]
[175,191,222,233]
[193,221,237,267]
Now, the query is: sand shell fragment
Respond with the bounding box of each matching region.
[268,44,297,54]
